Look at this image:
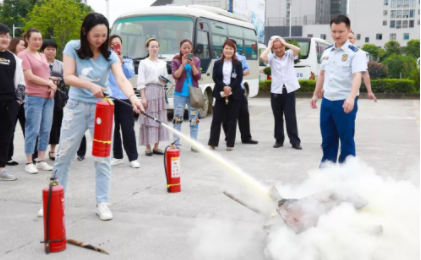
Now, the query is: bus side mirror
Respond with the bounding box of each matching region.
[196,44,204,55]
[167,62,172,74]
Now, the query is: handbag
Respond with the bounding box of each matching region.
[189,85,205,109]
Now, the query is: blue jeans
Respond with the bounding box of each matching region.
[54,99,112,203]
[24,96,54,154]
[172,94,199,147]
[320,97,358,164]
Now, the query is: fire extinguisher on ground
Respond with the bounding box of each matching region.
[41,171,66,253]
[164,141,181,193]
[92,98,114,158]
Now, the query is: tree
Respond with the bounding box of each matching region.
[405,39,420,59]
[384,40,401,57]
[377,48,386,62]
[382,54,417,79]
[0,0,41,36]
[361,44,379,60]
[23,0,92,60]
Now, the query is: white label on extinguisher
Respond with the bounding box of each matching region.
[171,157,180,178]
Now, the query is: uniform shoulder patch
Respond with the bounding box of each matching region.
[348,45,359,52]
[325,44,334,50]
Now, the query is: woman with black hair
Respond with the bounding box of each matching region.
[208,39,243,151]
[41,39,66,161]
[53,13,144,221]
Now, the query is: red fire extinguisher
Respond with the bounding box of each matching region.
[164,143,181,193]
[92,98,114,157]
[42,174,66,253]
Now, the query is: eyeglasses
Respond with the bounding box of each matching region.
[0,35,12,41]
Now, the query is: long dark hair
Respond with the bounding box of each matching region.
[23,28,41,48]
[173,39,194,61]
[76,13,111,61]
[8,38,24,55]
[219,39,238,64]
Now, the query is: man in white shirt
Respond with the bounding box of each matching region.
[260,36,302,150]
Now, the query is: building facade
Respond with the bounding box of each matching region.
[349,0,420,47]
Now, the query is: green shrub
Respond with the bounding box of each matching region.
[382,54,417,78]
[361,79,416,93]
[409,68,420,93]
[259,79,416,94]
[263,66,271,76]
[367,62,388,79]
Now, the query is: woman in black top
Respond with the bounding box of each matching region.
[208,39,243,151]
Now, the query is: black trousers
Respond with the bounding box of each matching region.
[77,135,86,157]
[49,107,63,145]
[222,93,252,142]
[7,103,38,161]
[270,88,300,145]
[208,98,241,148]
[113,99,138,161]
[0,100,19,167]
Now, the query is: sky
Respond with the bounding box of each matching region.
[86,0,156,25]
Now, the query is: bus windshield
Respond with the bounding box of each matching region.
[111,16,193,60]
[283,38,311,59]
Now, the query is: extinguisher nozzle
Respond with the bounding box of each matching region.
[141,111,162,124]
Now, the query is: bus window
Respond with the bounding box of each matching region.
[316,42,330,63]
[211,22,228,35]
[212,34,227,58]
[230,38,244,54]
[196,31,210,59]
[244,28,256,39]
[245,40,258,60]
[228,24,243,38]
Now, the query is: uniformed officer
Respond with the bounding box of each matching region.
[310,15,367,165]
[222,39,258,145]
[348,31,377,102]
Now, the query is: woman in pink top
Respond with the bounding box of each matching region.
[18,28,57,174]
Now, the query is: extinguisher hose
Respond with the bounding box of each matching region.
[103,93,163,124]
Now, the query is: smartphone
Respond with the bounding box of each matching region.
[112,44,122,56]
[159,75,171,84]
[187,53,193,60]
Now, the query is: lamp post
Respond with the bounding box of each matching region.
[289,0,292,37]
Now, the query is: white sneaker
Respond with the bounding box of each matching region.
[36,161,53,171]
[25,163,39,174]
[0,169,17,181]
[111,158,124,166]
[96,203,113,221]
[130,160,140,168]
[37,207,43,217]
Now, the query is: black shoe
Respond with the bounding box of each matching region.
[6,160,19,166]
[49,152,56,161]
[77,155,85,161]
[242,139,258,144]
[273,142,283,148]
[292,144,302,150]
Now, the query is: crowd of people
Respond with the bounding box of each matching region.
[0,13,371,220]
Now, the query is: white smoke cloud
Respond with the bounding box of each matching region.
[189,158,420,260]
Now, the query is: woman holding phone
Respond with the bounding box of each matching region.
[137,38,169,156]
[171,39,201,151]
[108,35,139,168]
[208,39,243,151]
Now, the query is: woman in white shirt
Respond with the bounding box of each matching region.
[137,38,169,156]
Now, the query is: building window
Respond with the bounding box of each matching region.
[384,10,388,15]
[376,34,383,40]
[418,20,420,25]
[397,10,402,18]
[391,10,396,18]
[365,37,370,42]
[385,0,389,4]
[392,0,397,7]
[390,20,396,27]
[397,20,402,28]
[307,34,313,37]
[403,20,409,27]
[403,9,409,18]
[383,20,388,26]
[320,34,326,40]
[409,20,415,27]
[390,33,397,39]
[404,33,410,39]
[403,0,410,6]
[357,34,361,40]
[409,9,415,17]
[409,0,416,6]
[397,0,403,7]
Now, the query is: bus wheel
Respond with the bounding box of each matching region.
[199,89,212,119]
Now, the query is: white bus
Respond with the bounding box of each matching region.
[111,5,260,118]
[283,37,332,80]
